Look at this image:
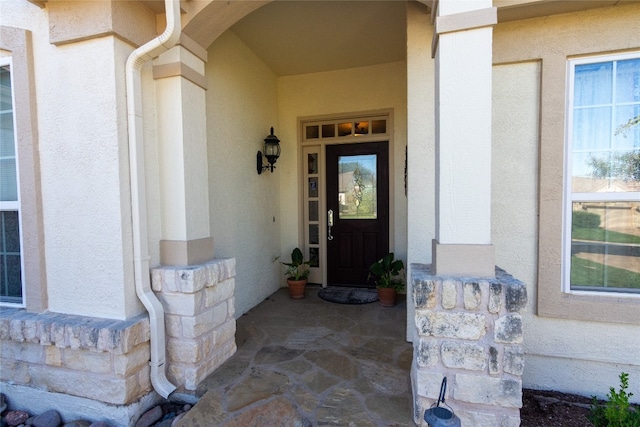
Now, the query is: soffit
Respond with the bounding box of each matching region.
[495,0,638,22]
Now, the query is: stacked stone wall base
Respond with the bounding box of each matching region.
[0,310,156,425]
[411,264,527,427]
[0,257,237,425]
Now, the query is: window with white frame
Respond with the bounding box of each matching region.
[565,52,640,294]
[0,59,24,305]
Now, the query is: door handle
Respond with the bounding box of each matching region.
[328,209,334,240]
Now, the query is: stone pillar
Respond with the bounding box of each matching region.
[151,258,237,390]
[154,39,214,266]
[432,0,497,277]
[411,265,527,426]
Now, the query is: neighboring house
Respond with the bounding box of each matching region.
[1,0,638,425]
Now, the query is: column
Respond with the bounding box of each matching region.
[432,0,497,277]
[154,38,213,266]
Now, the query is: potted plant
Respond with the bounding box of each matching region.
[368,252,405,307]
[278,247,311,299]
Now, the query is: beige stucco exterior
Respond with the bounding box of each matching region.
[491,3,640,396]
[1,0,638,423]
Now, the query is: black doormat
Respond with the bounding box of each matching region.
[318,287,379,304]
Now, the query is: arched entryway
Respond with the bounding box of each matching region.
[175,0,411,318]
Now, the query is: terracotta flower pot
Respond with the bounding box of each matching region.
[287,279,307,299]
[377,287,397,307]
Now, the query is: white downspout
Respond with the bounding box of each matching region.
[125,0,181,399]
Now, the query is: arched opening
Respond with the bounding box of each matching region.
[187,0,409,317]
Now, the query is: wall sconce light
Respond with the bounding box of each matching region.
[257,127,281,174]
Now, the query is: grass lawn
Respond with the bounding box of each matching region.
[572,227,640,244]
[571,256,640,289]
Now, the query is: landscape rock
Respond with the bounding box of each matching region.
[63,420,91,427]
[135,406,163,427]
[4,410,29,426]
[32,409,61,427]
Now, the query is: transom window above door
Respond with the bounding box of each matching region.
[303,117,387,141]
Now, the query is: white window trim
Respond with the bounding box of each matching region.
[563,51,640,298]
[0,56,26,307]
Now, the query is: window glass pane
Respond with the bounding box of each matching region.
[0,66,17,203]
[354,121,368,135]
[308,177,318,198]
[306,125,319,140]
[0,66,12,110]
[322,124,335,138]
[571,57,639,193]
[0,159,18,202]
[1,211,22,301]
[574,62,613,106]
[614,105,640,151]
[615,58,640,103]
[572,107,611,155]
[570,202,640,293]
[338,122,352,136]
[337,154,377,220]
[372,120,386,134]
[0,113,15,157]
[309,224,319,245]
[307,153,318,174]
[308,201,318,222]
[309,247,319,268]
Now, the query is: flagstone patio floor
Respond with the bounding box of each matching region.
[176,286,414,426]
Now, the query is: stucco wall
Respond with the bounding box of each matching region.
[1,0,142,320]
[492,5,640,400]
[277,61,408,267]
[205,30,281,317]
[406,0,436,341]
[405,0,639,401]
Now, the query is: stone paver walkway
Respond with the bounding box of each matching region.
[177,286,414,426]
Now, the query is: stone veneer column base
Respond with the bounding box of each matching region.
[410,264,527,427]
[151,258,237,391]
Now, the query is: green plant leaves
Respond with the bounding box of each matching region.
[589,372,640,427]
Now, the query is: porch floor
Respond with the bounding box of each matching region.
[177,286,414,426]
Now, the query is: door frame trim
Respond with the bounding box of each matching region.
[297,109,396,287]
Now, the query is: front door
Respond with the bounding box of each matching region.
[326,142,389,287]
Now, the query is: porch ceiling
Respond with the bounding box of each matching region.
[227,0,636,77]
[141,0,637,77]
[229,1,408,77]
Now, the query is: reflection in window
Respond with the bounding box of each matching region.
[372,120,386,134]
[306,125,319,140]
[571,57,640,192]
[0,64,22,304]
[354,121,368,135]
[337,154,377,219]
[309,224,319,244]
[308,153,318,174]
[322,124,335,138]
[566,53,640,295]
[308,177,318,198]
[338,122,352,136]
[309,201,318,222]
[570,202,640,293]
[309,247,319,268]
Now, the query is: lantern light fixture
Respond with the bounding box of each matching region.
[257,127,281,174]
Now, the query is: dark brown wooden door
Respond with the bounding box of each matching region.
[326,142,389,287]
